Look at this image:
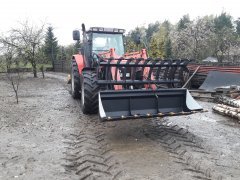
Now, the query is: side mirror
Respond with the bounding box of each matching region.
[134,35,141,45]
[73,30,80,41]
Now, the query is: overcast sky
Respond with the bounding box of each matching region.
[0,0,239,45]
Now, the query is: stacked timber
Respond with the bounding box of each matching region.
[215,85,240,99]
[213,95,240,123]
[216,96,240,107]
[213,104,240,122]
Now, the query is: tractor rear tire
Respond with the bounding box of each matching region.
[81,71,99,114]
[71,60,81,99]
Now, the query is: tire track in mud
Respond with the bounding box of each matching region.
[63,84,224,179]
[143,118,224,180]
[62,115,124,180]
[62,109,223,180]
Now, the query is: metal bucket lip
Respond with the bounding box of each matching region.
[100,111,197,121]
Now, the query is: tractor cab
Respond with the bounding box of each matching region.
[73,26,126,67]
[90,30,125,56]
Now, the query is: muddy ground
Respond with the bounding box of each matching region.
[0,72,240,180]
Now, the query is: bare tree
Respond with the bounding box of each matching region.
[1,21,45,77]
[0,35,22,103]
[7,68,21,104]
[13,21,45,77]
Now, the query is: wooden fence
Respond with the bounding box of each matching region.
[53,60,71,73]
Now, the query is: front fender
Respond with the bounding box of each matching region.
[72,54,84,74]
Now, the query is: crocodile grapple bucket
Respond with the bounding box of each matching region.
[99,88,202,121]
[97,57,202,121]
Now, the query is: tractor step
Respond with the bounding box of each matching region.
[99,88,202,121]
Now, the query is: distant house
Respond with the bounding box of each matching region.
[202,57,218,63]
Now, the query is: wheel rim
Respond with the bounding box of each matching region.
[81,80,85,106]
[71,70,74,92]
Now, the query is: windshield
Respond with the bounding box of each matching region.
[92,33,124,56]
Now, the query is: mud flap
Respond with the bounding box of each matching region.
[99,89,202,121]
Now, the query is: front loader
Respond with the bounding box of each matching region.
[71,24,202,121]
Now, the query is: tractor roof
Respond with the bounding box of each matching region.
[87,27,125,34]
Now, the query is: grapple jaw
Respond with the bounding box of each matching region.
[97,57,191,89]
[99,89,202,121]
[96,55,202,121]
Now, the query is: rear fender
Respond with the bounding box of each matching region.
[72,54,84,74]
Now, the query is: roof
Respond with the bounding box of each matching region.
[87,27,125,34]
[202,56,218,62]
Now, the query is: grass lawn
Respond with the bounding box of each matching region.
[0,62,52,73]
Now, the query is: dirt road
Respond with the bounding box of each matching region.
[0,72,240,180]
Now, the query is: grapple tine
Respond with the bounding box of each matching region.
[154,58,162,80]
[114,58,122,81]
[123,59,131,81]
[147,58,157,80]
[98,58,190,87]
[169,59,180,80]
[163,59,171,80]
[105,58,112,81]
[131,58,143,86]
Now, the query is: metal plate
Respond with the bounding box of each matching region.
[99,89,202,120]
[199,71,240,91]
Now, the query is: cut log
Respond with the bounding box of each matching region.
[215,96,240,108]
[212,104,240,121]
[215,104,240,113]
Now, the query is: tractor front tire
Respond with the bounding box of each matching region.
[71,60,81,99]
[81,71,99,114]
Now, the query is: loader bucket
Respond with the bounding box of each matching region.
[99,88,202,121]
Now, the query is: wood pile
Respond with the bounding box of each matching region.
[215,85,240,100]
[213,104,240,122]
[213,86,240,123]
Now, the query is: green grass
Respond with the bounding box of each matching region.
[0,62,53,73]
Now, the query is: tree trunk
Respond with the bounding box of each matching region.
[15,90,19,104]
[32,61,37,78]
[41,69,45,78]
[52,60,55,72]
[10,79,19,104]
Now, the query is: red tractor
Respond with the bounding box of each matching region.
[71,24,202,121]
